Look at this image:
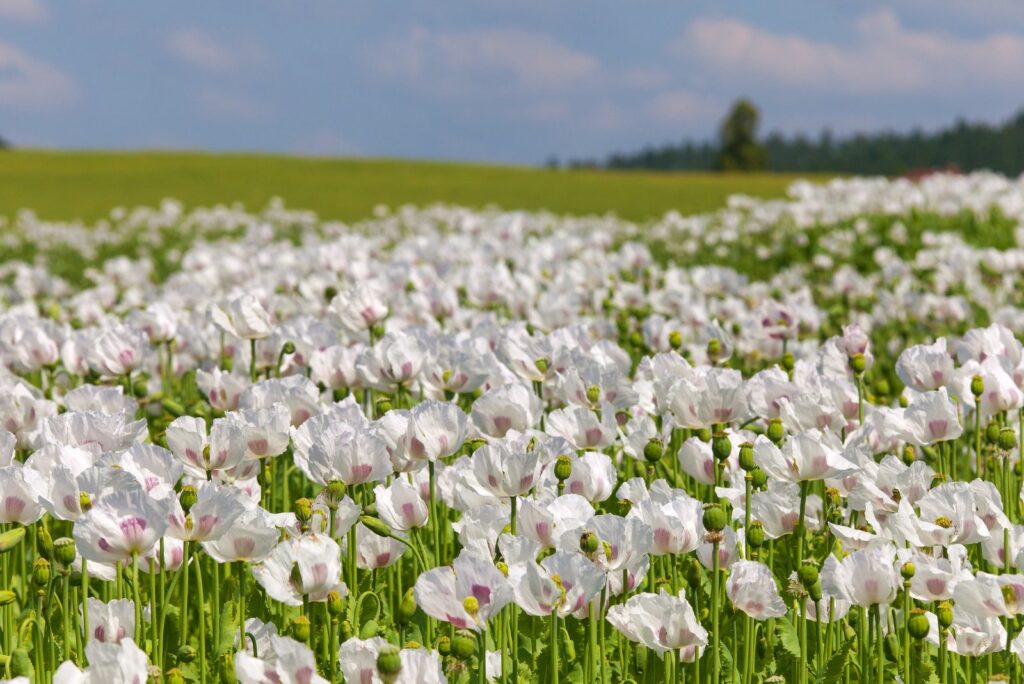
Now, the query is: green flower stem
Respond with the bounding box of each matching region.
[479,627,488,684]
[131,553,142,646]
[238,562,247,653]
[711,538,720,684]
[250,339,258,383]
[149,560,158,670]
[180,541,191,647]
[194,550,207,682]
[550,612,560,684]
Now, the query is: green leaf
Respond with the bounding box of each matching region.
[775,616,802,659]
[215,600,239,654]
[816,640,854,683]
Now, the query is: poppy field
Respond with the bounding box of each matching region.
[1,171,1024,683]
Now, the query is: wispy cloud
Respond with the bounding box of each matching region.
[167,27,265,73]
[674,10,1024,93]
[0,42,75,109]
[0,0,47,23]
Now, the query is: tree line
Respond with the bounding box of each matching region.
[568,100,1024,176]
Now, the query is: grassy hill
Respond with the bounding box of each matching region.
[0,150,829,222]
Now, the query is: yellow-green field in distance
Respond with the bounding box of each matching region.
[0,150,832,223]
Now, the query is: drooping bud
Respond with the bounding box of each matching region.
[281,341,296,356]
[684,556,702,588]
[36,524,53,560]
[0,591,15,606]
[177,645,197,663]
[398,588,417,623]
[218,653,237,684]
[360,515,393,538]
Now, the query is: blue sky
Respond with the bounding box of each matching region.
[3,0,1024,163]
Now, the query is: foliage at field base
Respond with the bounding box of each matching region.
[1,172,1024,682]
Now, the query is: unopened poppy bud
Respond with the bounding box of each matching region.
[697,427,712,443]
[398,588,417,622]
[36,524,53,560]
[782,352,795,373]
[360,515,393,538]
[684,557,702,588]
[375,396,392,416]
[54,537,76,568]
[902,445,916,465]
[901,562,916,580]
[746,521,766,549]
[580,530,599,555]
[750,467,767,489]
[437,635,452,656]
[908,611,930,639]
[281,341,296,355]
[78,492,93,515]
[873,377,890,397]
[586,384,601,405]
[712,432,731,462]
[218,654,237,684]
[767,418,785,445]
[554,455,572,481]
[371,323,386,339]
[738,442,755,471]
[884,633,899,662]
[179,485,198,514]
[341,620,353,640]
[668,331,682,350]
[643,439,663,464]
[702,505,727,533]
[534,357,549,374]
[325,590,345,617]
[999,427,1017,451]
[165,668,187,684]
[32,557,50,588]
[937,601,953,628]
[324,286,338,302]
[971,374,984,397]
[377,647,402,684]
[452,629,476,660]
[178,645,197,663]
[0,591,15,606]
[849,353,866,375]
[294,498,313,524]
[291,615,311,643]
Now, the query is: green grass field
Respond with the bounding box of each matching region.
[0,150,829,223]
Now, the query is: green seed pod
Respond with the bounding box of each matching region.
[0,527,26,554]
[585,384,601,405]
[697,427,712,443]
[292,615,311,643]
[684,556,703,588]
[328,590,345,617]
[54,537,76,568]
[437,634,452,656]
[746,521,766,549]
[986,422,1001,445]
[849,353,866,375]
[901,562,916,580]
[36,524,53,561]
[782,352,796,373]
[554,455,572,481]
[294,498,313,524]
[937,601,953,628]
[579,530,599,555]
[643,439,663,464]
[999,427,1017,451]
[668,331,682,350]
[375,396,393,416]
[738,442,756,471]
[767,418,785,445]
[712,432,731,462]
[797,562,819,588]
[971,374,984,397]
[534,358,549,374]
[324,480,346,508]
[702,505,727,532]
[452,629,477,660]
[179,485,199,514]
[750,467,767,489]
[177,645,197,664]
[908,612,930,639]
[377,647,402,684]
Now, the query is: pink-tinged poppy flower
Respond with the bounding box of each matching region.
[252,534,347,606]
[607,588,708,656]
[73,485,171,564]
[86,324,148,377]
[821,542,900,607]
[413,550,514,631]
[374,477,428,532]
[235,634,329,684]
[212,294,274,340]
[725,560,788,619]
[896,338,955,392]
[83,597,134,644]
[0,464,46,524]
[53,638,149,684]
[202,507,281,564]
[166,482,248,542]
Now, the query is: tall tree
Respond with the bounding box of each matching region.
[717,99,768,171]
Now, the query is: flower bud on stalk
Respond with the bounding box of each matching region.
[32,558,50,589]
[643,439,663,464]
[712,432,731,463]
[554,455,573,482]
[580,530,600,556]
[179,485,198,514]
[377,647,402,684]
[767,418,785,445]
[999,427,1017,451]
[54,537,76,570]
[971,374,984,398]
[746,521,766,550]
[452,629,477,660]
[937,601,953,628]
[908,611,930,640]
[0,527,25,553]
[291,615,311,643]
[738,442,755,471]
[849,353,866,375]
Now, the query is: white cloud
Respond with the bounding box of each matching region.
[0,42,75,109]
[167,27,264,72]
[675,10,1024,93]
[0,0,47,23]
[373,27,599,94]
[648,90,719,124]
